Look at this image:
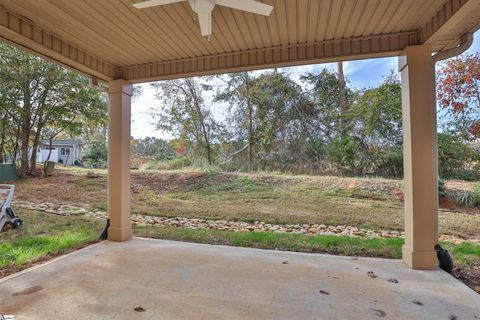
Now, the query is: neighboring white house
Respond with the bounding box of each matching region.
[37,140,83,166]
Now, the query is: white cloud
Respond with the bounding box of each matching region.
[131,84,171,139]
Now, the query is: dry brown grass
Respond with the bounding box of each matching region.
[13,167,480,238]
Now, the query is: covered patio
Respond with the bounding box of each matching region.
[0,0,480,317]
[0,238,479,319]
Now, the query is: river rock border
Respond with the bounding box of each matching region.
[13,200,407,239]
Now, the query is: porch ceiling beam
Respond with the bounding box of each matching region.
[118,32,418,84]
[419,0,480,48]
[0,7,115,82]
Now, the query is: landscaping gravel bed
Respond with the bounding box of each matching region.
[12,200,478,244]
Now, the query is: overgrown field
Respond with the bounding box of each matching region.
[13,167,480,238]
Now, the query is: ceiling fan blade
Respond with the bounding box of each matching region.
[216,0,273,16]
[132,0,186,9]
[197,12,211,37]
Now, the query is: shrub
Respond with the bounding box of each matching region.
[234,176,258,191]
[373,147,403,178]
[326,134,356,173]
[438,133,480,181]
[449,170,480,182]
[131,137,176,161]
[82,140,108,168]
[455,191,480,208]
[141,157,192,171]
[438,177,447,197]
[475,183,480,194]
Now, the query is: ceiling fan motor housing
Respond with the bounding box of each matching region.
[189,0,215,15]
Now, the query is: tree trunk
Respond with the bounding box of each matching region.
[206,142,212,165]
[199,119,212,165]
[64,152,70,167]
[247,100,254,167]
[43,136,54,177]
[19,93,31,178]
[337,62,347,132]
[186,79,212,165]
[0,115,6,163]
[11,125,21,164]
[244,75,254,169]
[29,120,43,175]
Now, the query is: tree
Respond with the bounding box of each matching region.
[352,75,403,176]
[301,68,355,142]
[438,132,480,180]
[301,68,357,173]
[131,137,176,160]
[151,78,220,165]
[437,53,480,139]
[216,70,307,170]
[82,138,108,168]
[215,72,257,167]
[248,71,308,169]
[0,43,107,177]
[354,75,402,145]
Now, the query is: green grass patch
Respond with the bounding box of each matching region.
[134,226,480,266]
[74,176,107,189]
[190,174,265,193]
[0,210,102,270]
[134,225,404,258]
[443,241,480,266]
[140,157,194,171]
[1,233,93,267]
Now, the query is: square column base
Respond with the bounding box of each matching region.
[108,226,132,242]
[402,245,437,270]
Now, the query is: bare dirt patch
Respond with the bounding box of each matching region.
[446,180,478,192]
[453,260,480,294]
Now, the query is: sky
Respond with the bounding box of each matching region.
[131,32,480,140]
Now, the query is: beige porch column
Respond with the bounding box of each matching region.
[399,45,438,270]
[107,79,133,242]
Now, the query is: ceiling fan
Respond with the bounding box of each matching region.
[132,0,274,39]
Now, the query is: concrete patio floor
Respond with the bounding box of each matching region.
[0,238,478,320]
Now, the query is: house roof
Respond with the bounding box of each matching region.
[0,0,479,83]
[41,140,81,146]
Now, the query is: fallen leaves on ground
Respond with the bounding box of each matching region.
[371,309,386,317]
[134,306,146,312]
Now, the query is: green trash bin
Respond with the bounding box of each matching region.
[45,161,55,176]
[0,164,16,182]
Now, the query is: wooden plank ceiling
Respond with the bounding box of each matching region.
[0,0,479,83]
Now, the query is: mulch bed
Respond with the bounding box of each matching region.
[452,260,480,294]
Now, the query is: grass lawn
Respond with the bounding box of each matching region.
[13,168,480,238]
[135,225,405,258]
[0,209,103,276]
[134,225,479,263]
